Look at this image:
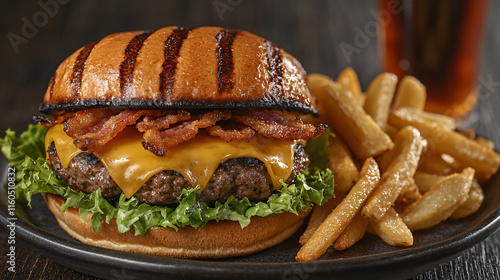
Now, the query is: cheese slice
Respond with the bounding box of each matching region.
[45,124,298,198]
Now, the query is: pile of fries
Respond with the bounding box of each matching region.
[296,68,500,262]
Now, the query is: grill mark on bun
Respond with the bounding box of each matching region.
[215,29,239,94]
[160,27,190,100]
[264,41,284,96]
[71,41,98,99]
[119,31,152,97]
[41,27,318,115]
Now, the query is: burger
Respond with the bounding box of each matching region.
[2,26,335,258]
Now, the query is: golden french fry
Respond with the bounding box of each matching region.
[475,136,495,150]
[392,76,426,111]
[450,180,484,219]
[475,170,495,185]
[464,137,497,183]
[459,129,476,139]
[308,74,394,159]
[308,73,342,127]
[358,94,366,107]
[417,153,461,176]
[329,137,360,193]
[336,67,363,103]
[369,207,413,246]
[397,179,422,204]
[413,171,445,193]
[390,107,456,131]
[301,67,499,255]
[299,192,346,246]
[389,110,500,177]
[363,73,398,129]
[401,168,475,231]
[458,131,495,151]
[375,149,394,174]
[385,124,399,140]
[296,158,380,262]
[333,213,369,251]
[362,126,425,221]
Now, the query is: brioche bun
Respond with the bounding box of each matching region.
[44,193,310,258]
[40,26,317,114]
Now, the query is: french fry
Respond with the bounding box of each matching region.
[336,67,363,103]
[378,142,422,205]
[308,74,394,159]
[450,180,484,219]
[328,137,359,193]
[308,73,341,127]
[385,124,399,140]
[454,133,496,182]
[467,136,497,183]
[397,179,422,204]
[390,107,456,131]
[363,73,398,130]
[362,126,425,221]
[358,94,366,107]
[299,192,346,246]
[413,171,445,193]
[401,168,475,231]
[300,67,499,258]
[417,152,461,176]
[475,136,495,150]
[296,158,380,262]
[389,110,500,177]
[369,207,413,246]
[392,76,426,111]
[459,129,476,139]
[333,213,369,251]
[375,149,394,174]
[459,131,495,151]
[441,154,462,167]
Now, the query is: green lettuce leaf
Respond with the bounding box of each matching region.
[1,124,335,236]
[304,129,335,170]
[0,124,48,168]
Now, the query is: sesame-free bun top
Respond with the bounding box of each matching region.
[40,26,317,115]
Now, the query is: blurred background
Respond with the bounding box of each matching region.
[0,0,388,133]
[1,0,500,279]
[1,0,498,132]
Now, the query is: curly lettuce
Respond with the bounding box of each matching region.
[1,124,335,235]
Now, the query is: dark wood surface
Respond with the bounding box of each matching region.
[1,1,499,279]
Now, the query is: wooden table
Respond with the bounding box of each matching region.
[1,0,499,279]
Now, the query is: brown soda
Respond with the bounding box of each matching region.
[380,0,488,117]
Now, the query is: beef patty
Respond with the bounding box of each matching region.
[47,143,309,205]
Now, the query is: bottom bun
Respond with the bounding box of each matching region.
[44,193,311,259]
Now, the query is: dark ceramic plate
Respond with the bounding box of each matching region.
[1,158,500,280]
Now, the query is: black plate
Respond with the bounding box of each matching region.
[1,158,500,280]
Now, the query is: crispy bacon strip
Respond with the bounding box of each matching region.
[142,110,228,156]
[206,124,256,143]
[45,107,326,155]
[64,109,153,152]
[64,108,115,136]
[137,110,191,132]
[232,110,327,140]
[35,111,77,127]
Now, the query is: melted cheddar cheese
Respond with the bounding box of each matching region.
[45,124,298,198]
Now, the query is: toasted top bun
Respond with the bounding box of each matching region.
[40,26,317,115]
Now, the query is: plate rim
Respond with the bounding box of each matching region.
[2,161,500,280]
